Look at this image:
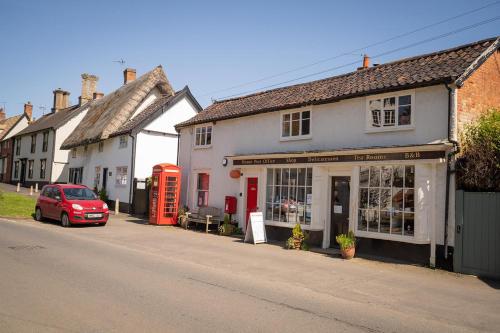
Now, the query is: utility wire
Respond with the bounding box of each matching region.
[203,0,500,97]
[216,15,500,100]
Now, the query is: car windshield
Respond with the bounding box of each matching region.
[63,188,97,200]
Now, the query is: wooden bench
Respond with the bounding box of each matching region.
[185,206,222,233]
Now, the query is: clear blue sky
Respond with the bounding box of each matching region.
[0,0,498,119]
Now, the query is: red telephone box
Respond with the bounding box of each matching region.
[150,163,181,225]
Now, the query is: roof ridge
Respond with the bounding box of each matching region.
[213,36,499,105]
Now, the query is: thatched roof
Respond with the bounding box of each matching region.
[61,66,174,149]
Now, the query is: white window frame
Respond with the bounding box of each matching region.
[115,166,128,186]
[280,109,312,141]
[71,148,77,158]
[365,90,415,132]
[98,141,104,152]
[194,125,212,148]
[119,136,128,149]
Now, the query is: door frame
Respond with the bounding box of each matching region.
[102,167,108,191]
[324,171,353,248]
[241,172,261,232]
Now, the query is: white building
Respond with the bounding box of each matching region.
[60,67,201,213]
[176,37,500,267]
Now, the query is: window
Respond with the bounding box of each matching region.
[40,159,46,179]
[15,139,20,155]
[42,131,49,152]
[266,167,312,225]
[195,125,212,147]
[196,173,209,207]
[27,160,34,179]
[30,134,36,153]
[281,110,311,139]
[368,93,412,129]
[119,136,128,149]
[358,165,415,236]
[71,148,77,158]
[115,166,127,186]
[94,166,101,188]
[98,141,104,152]
[14,161,19,178]
[69,167,83,184]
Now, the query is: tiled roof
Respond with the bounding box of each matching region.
[177,36,499,128]
[16,105,81,136]
[61,66,174,150]
[0,115,23,140]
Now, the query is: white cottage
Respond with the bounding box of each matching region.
[60,67,201,213]
[176,37,500,267]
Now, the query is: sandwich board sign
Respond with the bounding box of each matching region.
[244,212,267,244]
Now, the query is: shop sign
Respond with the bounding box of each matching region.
[232,150,445,166]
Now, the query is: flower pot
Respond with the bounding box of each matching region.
[293,239,302,250]
[340,246,355,260]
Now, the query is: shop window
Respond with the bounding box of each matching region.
[30,134,37,153]
[116,166,128,186]
[368,93,413,129]
[14,161,19,178]
[42,131,49,152]
[266,167,312,225]
[119,136,128,149]
[27,160,34,179]
[358,165,415,236]
[195,125,212,147]
[40,159,46,179]
[196,173,209,207]
[281,110,311,139]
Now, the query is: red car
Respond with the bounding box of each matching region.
[35,184,109,227]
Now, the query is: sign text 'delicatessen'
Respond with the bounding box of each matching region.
[232,150,445,166]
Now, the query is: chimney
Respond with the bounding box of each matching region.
[93,92,104,100]
[79,73,99,106]
[362,54,370,69]
[123,68,136,85]
[52,89,70,112]
[24,102,33,121]
[0,108,5,121]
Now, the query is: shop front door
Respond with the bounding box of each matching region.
[246,177,258,227]
[330,176,350,247]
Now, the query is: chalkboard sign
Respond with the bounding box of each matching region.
[244,212,267,244]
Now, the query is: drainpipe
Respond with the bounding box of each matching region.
[444,83,460,260]
[128,133,136,214]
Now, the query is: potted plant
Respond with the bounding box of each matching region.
[285,223,305,250]
[218,214,236,236]
[335,231,356,259]
[177,205,189,228]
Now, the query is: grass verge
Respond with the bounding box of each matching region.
[0,191,36,218]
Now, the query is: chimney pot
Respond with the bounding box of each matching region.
[52,89,70,112]
[93,92,104,100]
[24,102,33,121]
[123,68,136,85]
[80,73,99,106]
[362,54,370,69]
[0,108,5,121]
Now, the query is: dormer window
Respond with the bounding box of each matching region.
[367,92,413,131]
[281,110,311,140]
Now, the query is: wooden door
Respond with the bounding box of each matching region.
[246,177,258,226]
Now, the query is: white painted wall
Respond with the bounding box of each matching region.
[144,97,198,134]
[3,116,29,140]
[130,88,161,119]
[178,85,451,246]
[134,132,178,179]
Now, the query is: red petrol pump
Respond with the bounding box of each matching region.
[150,163,181,225]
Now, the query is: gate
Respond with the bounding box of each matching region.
[454,191,500,279]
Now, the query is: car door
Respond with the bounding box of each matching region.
[51,187,64,220]
[38,187,51,217]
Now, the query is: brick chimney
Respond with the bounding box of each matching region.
[24,102,33,121]
[123,68,136,85]
[0,108,5,121]
[79,73,99,106]
[362,54,370,69]
[52,89,70,112]
[93,92,104,100]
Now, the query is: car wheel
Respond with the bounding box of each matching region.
[35,207,44,221]
[61,213,71,228]
[98,223,106,227]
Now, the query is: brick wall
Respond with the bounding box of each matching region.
[0,138,13,183]
[457,50,500,129]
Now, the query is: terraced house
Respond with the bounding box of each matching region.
[60,67,201,214]
[176,37,500,267]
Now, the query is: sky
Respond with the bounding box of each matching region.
[0,0,499,119]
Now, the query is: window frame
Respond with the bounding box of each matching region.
[40,159,46,179]
[365,90,415,132]
[15,138,21,156]
[194,125,213,148]
[98,141,104,153]
[115,166,128,187]
[42,131,49,152]
[71,148,77,158]
[196,172,210,207]
[30,134,36,153]
[27,160,34,179]
[280,109,312,141]
[119,136,128,149]
[14,161,19,178]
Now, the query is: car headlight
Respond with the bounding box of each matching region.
[72,204,83,210]
[103,203,108,209]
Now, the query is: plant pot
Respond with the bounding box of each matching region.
[293,239,302,250]
[340,246,355,260]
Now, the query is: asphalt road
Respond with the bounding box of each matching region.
[0,217,499,333]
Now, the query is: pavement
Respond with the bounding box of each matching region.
[0,212,499,333]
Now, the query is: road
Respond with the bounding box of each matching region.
[0,216,499,333]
